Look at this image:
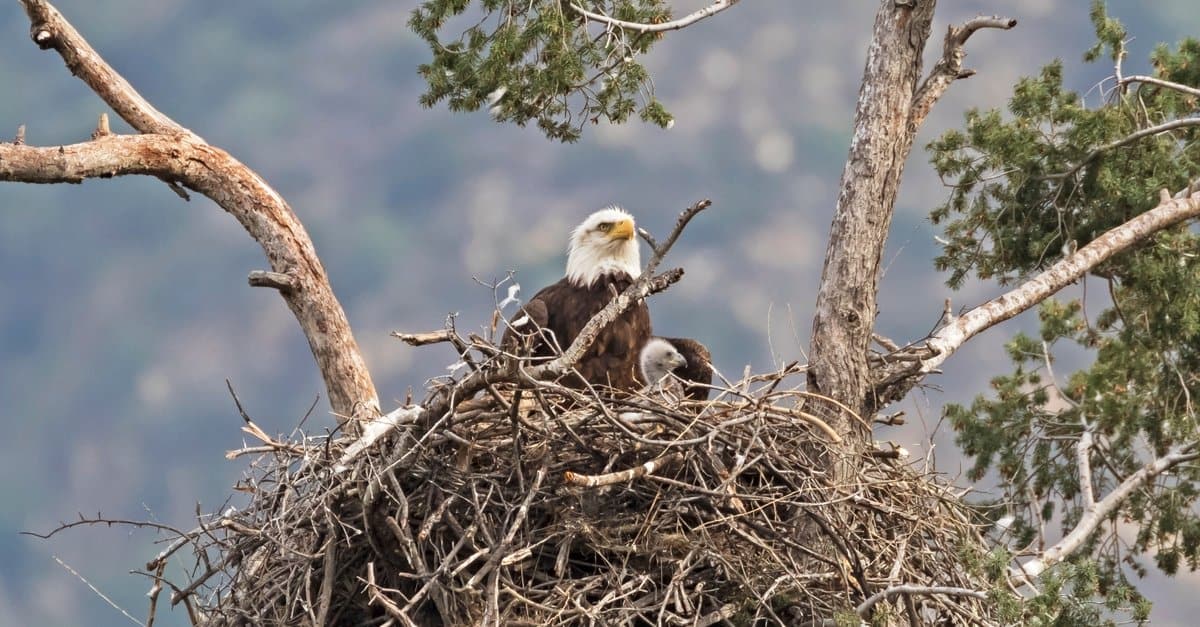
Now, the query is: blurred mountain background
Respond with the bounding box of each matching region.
[1,1,1198,624]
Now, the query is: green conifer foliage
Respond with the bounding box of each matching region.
[409,0,674,141]
[932,2,1200,616]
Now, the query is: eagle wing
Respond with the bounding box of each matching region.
[500,276,650,393]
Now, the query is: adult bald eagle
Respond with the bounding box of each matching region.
[503,206,651,391]
[639,337,713,401]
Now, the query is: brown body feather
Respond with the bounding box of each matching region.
[503,273,652,392]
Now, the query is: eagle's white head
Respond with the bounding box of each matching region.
[640,338,688,385]
[565,206,642,287]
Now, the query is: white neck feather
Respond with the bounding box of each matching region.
[565,228,641,287]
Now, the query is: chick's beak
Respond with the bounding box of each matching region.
[609,219,635,241]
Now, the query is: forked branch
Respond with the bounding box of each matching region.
[910,16,1017,131]
[6,0,380,430]
[1018,442,1200,579]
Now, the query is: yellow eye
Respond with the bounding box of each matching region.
[598,222,612,232]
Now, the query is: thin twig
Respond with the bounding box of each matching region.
[51,555,144,626]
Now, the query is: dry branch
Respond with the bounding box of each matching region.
[247,270,299,292]
[1118,74,1200,99]
[391,329,454,346]
[1018,442,1200,579]
[1076,422,1096,508]
[910,16,1018,131]
[873,184,1200,402]
[856,584,987,617]
[563,452,683,487]
[7,0,379,430]
[921,187,1200,373]
[568,0,739,34]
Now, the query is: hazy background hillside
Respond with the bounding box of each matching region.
[1,1,1197,624]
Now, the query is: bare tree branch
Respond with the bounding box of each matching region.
[21,0,185,136]
[910,16,1017,131]
[7,1,380,430]
[563,452,684,487]
[919,187,1200,375]
[1118,74,1200,99]
[567,0,739,34]
[391,329,454,346]
[1018,442,1200,578]
[872,185,1200,403]
[1076,421,1096,508]
[1045,117,1200,181]
[247,270,300,292]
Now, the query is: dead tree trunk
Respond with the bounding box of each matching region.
[809,1,1015,443]
[809,0,936,442]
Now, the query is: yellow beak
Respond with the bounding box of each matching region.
[609,219,635,241]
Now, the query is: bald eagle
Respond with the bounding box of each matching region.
[503,206,651,391]
[639,337,713,401]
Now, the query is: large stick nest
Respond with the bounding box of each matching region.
[165,363,999,626]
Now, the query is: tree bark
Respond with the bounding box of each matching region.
[808,0,936,441]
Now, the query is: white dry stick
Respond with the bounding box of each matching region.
[497,284,521,310]
[335,406,422,470]
[52,555,144,626]
[563,452,684,488]
[568,0,739,33]
[1077,419,1096,508]
[1118,75,1200,99]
